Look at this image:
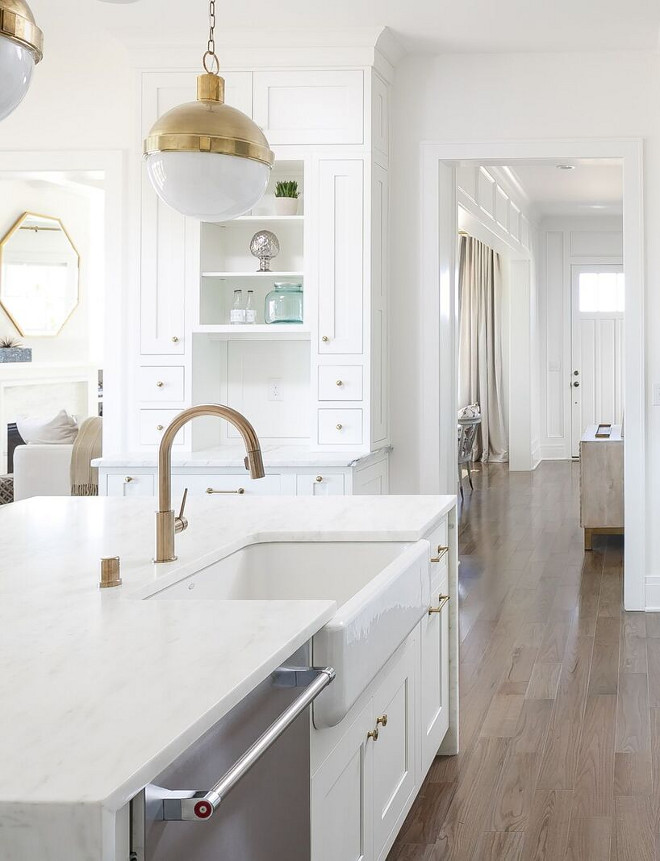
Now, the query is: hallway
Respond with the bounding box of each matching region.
[388,461,658,860]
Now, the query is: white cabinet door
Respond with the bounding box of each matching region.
[372,639,417,860]
[420,579,450,776]
[106,472,155,497]
[139,71,253,355]
[317,159,364,355]
[296,472,346,496]
[253,70,364,145]
[311,701,374,861]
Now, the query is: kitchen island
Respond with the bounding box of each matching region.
[0,494,456,860]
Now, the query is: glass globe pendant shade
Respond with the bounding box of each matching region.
[0,0,43,121]
[146,151,270,222]
[144,73,274,222]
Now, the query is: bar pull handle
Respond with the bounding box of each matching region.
[146,666,335,821]
[429,595,450,615]
[206,487,246,495]
[430,545,449,563]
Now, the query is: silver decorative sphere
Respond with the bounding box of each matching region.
[250,230,280,272]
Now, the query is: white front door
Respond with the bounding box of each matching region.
[571,264,624,456]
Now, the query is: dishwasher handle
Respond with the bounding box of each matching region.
[147,666,335,822]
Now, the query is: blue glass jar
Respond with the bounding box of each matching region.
[264,282,303,324]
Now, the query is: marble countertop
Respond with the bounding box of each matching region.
[93,444,392,469]
[0,494,452,815]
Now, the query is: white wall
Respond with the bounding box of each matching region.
[538,215,623,460]
[0,178,103,365]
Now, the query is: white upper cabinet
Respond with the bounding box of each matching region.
[317,158,364,355]
[139,72,253,355]
[253,71,364,145]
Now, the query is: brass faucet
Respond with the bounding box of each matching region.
[155,404,265,563]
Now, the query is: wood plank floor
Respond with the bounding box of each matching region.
[388,461,660,861]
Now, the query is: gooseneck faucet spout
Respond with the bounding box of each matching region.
[155,404,265,563]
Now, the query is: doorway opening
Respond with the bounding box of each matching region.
[421,140,643,609]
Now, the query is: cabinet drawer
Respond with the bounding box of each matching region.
[253,70,364,145]
[139,410,186,446]
[318,365,363,401]
[171,473,282,496]
[106,472,155,497]
[296,473,346,496]
[137,366,185,402]
[318,409,363,446]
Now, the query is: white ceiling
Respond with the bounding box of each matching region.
[79,0,660,54]
[505,161,623,217]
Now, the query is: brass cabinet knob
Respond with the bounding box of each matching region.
[315,475,323,483]
[156,424,164,431]
[124,476,133,483]
[336,424,343,431]
[336,380,343,386]
[322,335,329,342]
[172,336,179,343]
[376,714,388,727]
[156,381,164,388]
[367,727,379,741]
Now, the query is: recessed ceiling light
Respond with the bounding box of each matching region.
[556,164,575,171]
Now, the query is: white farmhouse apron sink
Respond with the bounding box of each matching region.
[146,539,431,727]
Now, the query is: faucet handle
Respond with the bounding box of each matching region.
[175,488,189,534]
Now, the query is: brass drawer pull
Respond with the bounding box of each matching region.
[156,381,164,388]
[336,423,343,431]
[430,545,449,563]
[156,424,164,431]
[336,380,343,386]
[171,336,179,343]
[315,476,323,483]
[428,595,450,615]
[206,487,246,495]
[322,335,330,342]
[367,727,379,741]
[376,714,388,727]
[124,476,133,483]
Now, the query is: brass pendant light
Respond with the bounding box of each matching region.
[143,0,274,221]
[0,0,43,121]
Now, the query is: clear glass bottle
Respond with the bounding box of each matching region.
[230,289,245,324]
[245,290,257,324]
[264,282,303,324]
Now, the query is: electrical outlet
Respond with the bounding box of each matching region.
[268,378,282,401]
[653,383,660,406]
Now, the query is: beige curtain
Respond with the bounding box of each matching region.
[458,235,508,463]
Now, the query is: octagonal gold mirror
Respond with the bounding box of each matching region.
[0,212,80,337]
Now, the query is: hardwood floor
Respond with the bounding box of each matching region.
[388,461,660,861]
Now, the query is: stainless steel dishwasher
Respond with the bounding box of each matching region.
[130,645,334,861]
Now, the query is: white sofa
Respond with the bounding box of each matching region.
[13,444,73,501]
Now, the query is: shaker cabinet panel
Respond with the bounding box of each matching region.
[317,159,364,355]
[311,701,373,861]
[253,70,363,145]
[420,573,450,776]
[371,639,417,860]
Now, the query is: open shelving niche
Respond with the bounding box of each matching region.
[192,159,313,450]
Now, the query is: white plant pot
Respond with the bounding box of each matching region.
[274,197,299,216]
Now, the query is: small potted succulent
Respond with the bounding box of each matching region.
[0,335,31,363]
[274,180,299,216]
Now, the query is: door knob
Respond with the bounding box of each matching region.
[573,381,580,387]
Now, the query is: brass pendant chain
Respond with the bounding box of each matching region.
[202,0,219,74]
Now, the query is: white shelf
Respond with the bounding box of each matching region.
[201,271,304,279]
[193,324,310,340]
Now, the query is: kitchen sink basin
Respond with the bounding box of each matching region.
[147,540,432,727]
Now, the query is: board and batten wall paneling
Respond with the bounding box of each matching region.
[538,217,623,460]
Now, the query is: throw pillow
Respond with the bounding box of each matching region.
[17,409,79,445]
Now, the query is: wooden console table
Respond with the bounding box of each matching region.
[579,424,623,550]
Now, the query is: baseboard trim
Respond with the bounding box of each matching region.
[539,444,570,460]
[645,578,660,611]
